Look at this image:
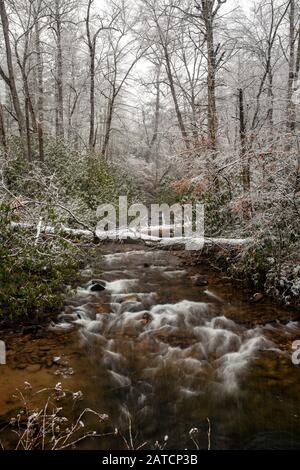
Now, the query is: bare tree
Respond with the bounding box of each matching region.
[34,0,46,161]
[174,0,227,151]
[0,0,27,158]
[0,102,7,150]
[100,6,143,159]
[141,0,195,150]
[194,0,227,151]
[85,0,120,152]
[286,0,300,132]
[48,0,77,139]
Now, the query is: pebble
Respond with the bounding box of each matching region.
[192,275,209,287]
[26,364,41,373]
[39,346,51,352]
[251,293,264,303]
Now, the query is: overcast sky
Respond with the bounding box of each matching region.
[226,0,251,14]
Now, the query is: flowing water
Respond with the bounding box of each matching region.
[1,244,300,450]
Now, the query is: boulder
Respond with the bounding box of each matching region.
[142,313,153,325]
[251,293,264,303]
[90,282,106,292]
[192,275,209,287]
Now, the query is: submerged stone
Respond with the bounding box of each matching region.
[90,282,106,292]
[26,364,41,373]
[251,293,264,303]
[193,275,209,287]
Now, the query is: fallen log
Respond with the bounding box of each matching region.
[11,222,95,241]
[10,222,252,251]
[144,236,252,251]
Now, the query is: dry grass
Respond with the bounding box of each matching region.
[0,382,115,450]
[0,382,212,451]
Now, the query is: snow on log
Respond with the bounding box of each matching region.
[10,222,252,250]
[144,236,252,251]
[96,228,252,250]
[11,222,94,240]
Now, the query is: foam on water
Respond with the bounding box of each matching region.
[59,292,272,396]
[162,270,187,280]
[204,290,224,302]
[105,279,139,294]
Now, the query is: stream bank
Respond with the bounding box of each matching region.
[187,241,300,310]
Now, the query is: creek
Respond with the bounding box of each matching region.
[1,244,300,450]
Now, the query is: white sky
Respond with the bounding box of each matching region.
[226,0,251,13]
[0,0,253,105]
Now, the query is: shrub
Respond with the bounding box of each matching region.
[1,382,110,450]
[0,204,80,322]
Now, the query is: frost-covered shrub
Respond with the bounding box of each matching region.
[158,176,241,237]
[0,204,81,321]
[2,382,110,450]
[265,264,300,307]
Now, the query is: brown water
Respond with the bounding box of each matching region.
[1,244,300,450]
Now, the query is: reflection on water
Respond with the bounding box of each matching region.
[1,245,300,450]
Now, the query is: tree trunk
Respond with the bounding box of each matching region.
[287,0,296,132]
[25,96,32,162]
[149,75,161,149]
[55,0,64,139]
[163,45,190,150]
[0,0,27,158]
[204,1,218,151]
[239,89,250,191]
[101,96,114,159]
[19,64,37,133]
[267,69,274,129]
[145,65,161,161]
[89,47,96,152]
[86,0,96,152]
[35,17,44,161]
[239,88,252,218]
[0,103,7,151]
[15,31,36,161]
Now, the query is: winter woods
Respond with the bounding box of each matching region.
[0,0,299,308]
[0,0,299,171]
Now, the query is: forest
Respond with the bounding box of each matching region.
[0,0,300,454]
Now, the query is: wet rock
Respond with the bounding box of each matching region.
[251,293,264,303]
[120,295,138,303]
[90,282,106,292]
[26,364,41,373]
[95,304,111,314]
[22,325,40,335]
[45,359,54,368]
[35,330,49,340]
[142,313,153,325]
[192,275,209,287]
[54,366,74,377]
[29,355,44,364]
[24,348,34,354]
